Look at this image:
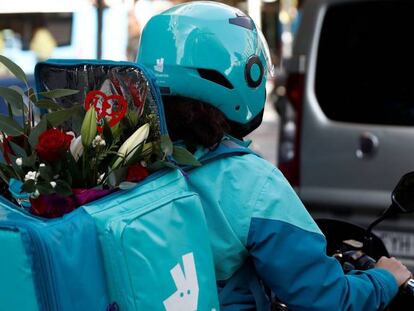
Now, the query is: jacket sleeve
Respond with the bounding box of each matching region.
[246,168,398,311]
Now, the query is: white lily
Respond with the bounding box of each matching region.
[70,135,84,161]
[113,123,150,168]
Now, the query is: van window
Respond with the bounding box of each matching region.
[315,1,414,126]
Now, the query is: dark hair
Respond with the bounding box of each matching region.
[162,96,230,150]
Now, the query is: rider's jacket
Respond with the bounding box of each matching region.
[187,144,398,311]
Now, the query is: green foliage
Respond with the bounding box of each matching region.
[172,146,201,166]
[46,105,83,127]
[28,118,47,147]
[35,99,64,111]
[0,114,25,136]
[40,89,79,99]
[0,87,24,116]
[0,55,198,217]
[160,135,173,158]
[0,55,28,84]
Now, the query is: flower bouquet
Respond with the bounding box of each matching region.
[0,56,199,218]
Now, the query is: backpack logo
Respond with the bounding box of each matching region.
[163,252,199,311]
[154,58,164,73]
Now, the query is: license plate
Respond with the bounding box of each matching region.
[374,230,414,258]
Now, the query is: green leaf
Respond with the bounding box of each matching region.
[172,146,201,166]
[0,87,24,114]
[22,153,36,167]
[0,114,25,136]
[126,111,139,128]
[46,105,83,127]
[0,55,28,84]
[7,102,13,118]
[40,89,79,99]
[81,106,97,147]
[107,167,127,187]
[65,152,84,188]
[0,163,18,180]
[0,168,9,183]
[9,85,24,96]
[125,142,145,166]
[21,179,36,193]
[38,165,53,181]
[9,141,27,158]
[8,86,27,117]
[160,135,173,157]
[148,160,177,171]
[35,99,63,111]
[9,154,25,178]
[110,123,121,138]
[54,180,72,196]
[119,181,137,190]
[28,118,47,147]
[36,182,55,195]
[25,88,37,103]
[0,148,5,164]
[102,118,113,146]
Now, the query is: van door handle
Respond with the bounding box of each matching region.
[356,132,379,159]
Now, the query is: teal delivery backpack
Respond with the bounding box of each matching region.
[34,60,221,311]
[0,197,110,311]
[84,169,220,311]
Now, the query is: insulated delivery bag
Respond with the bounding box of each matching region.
[0,197,110,311]
[34,60,221,311]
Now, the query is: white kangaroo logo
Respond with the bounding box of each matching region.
[163,252,199,311]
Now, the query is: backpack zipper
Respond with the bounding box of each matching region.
[0,221,58,311]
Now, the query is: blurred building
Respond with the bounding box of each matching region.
[0,0,300,77]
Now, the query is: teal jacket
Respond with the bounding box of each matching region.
[187,148,398,310]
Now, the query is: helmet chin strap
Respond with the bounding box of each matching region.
[227,109,264,138]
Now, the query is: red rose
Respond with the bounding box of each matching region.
[30,193,76,218]
[126,164,149,182]
[30,188,113,218]
[35,129,73,162]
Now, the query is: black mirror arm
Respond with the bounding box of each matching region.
[364,204,398,255]
[366,204,398,236]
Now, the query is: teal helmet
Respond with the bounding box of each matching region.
[137,1,273,136]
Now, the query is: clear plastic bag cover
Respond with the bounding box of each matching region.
[37,64,162,138]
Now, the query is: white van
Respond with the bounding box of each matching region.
[277,0,414,268]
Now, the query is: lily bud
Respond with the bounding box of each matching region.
[70,135,84,161]
[81,107,97,147]
[113,123,150,168]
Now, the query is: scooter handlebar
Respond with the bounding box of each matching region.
[403,279,414,296]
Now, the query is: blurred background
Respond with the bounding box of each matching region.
[0,0,302,164]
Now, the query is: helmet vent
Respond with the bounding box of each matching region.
[229,15,254,30]
[197,69,234,89]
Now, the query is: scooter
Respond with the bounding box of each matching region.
[316,171,414,310]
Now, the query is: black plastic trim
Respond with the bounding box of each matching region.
[198,69,234,89]
[228,108,264,138]
[245,55,264,88]
[229,15,254,30]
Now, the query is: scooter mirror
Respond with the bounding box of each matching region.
[392,171,414,213]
